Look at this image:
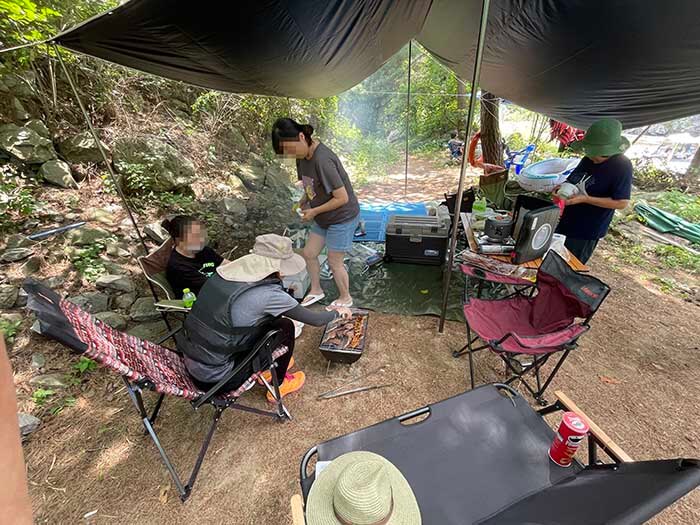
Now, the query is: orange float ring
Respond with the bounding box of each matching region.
[468,131,483,167]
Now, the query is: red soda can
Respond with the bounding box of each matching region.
[548,411,590,467]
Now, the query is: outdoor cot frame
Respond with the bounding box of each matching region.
[290,387,637,524]
[119,328,291,502]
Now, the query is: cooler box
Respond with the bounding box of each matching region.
[282,268,310,300]
[385,215,449,265]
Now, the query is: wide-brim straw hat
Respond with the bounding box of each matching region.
[216,233,305,282]
[570,118,630,157]
[306,451,421,525]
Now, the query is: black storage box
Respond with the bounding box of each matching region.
[319,309,370,364]
[385,215,449,265]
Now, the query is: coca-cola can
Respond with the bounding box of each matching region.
[549,411,590,467]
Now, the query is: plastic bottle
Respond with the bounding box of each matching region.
[182,288,196,308]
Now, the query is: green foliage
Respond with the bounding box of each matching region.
[66,241,111,282]
[0,167,38,232]
[73,356,97,375]
[655,190,700,223]
[654,245,700,274]
[633,161,675,191]
[31,388,55,406]
[0,318,22,344]
[51,396,76,415]
[0,0,60,47]
[505,132,527,151]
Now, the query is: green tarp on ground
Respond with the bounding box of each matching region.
[318,260,465,322]
[635,201,700,244]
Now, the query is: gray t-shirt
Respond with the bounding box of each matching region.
[230,283,299,330]
[296,142,360,228]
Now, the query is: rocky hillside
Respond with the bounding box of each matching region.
[1,56,306,436]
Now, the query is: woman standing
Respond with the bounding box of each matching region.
[272,118,360,307]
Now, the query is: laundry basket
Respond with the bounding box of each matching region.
[516,158,580,192]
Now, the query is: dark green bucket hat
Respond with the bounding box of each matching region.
[571,118,630,157]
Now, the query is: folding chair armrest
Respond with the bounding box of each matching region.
[192,329,283,409]
[291,494,305,525]
[554,391,633,463]
[493,323,589,351]
[460,263,536,287]
[155,299,191,312]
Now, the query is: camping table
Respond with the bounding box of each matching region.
[460,212,589,272]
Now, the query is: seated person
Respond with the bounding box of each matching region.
[162,215,224,298]
[176,234,351,402]
[447,131,464,159]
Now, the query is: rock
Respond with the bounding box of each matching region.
[0,284,19,309]
[12,97,30,121]
[30,353,46,370]
[0,125,57,164]
[21,256,42,276]
[30,320,41,334]
[127,320,171,343]
[15,288,27,307]
[88,208,115,225]
[18,413,40,437]
[113,136,195,193]
[38,160,78,189]
[0,247,34,263]
[100,260,129,275]
[67,292,110,314]
[143,222,169,244]
[65,226,110,246]
[222,196,248,219]
[130,297,160,322]
[231,162,266,191]
[58,131,109,163]
[0,312,23,324]
[5,234,35,249]
[229,128,250,153]
[1,71,35,98]
[114,292,136,310]
[94,311,128,330]
[29,373,69,389]
[105,242,130,258]
[24,119,49,138]
[95,274,135,293]
[227,172,250,198]
[42,275,65,289]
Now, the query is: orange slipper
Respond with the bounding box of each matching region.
[266,371,305,403]
[257,356,295,385]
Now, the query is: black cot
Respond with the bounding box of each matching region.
[298,385,700,524]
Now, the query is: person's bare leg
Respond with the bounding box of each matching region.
[303,232,325,296]
[328,250,351,304]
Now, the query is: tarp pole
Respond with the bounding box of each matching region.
[438,0,491,333]
[54,45,149,256]
[631,124,651,146]
[404,40,412,198]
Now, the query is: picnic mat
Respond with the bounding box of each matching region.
[356,201,428,242]
[635,200,700,244]
[318,257,465,322]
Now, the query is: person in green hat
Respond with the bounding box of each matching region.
[554,118,633,263]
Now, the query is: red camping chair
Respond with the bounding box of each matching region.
[456,251,610,404]
[23,279,292,502]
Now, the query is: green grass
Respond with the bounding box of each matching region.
[0,318,22,344]
[654,190,700,223]
[654,245,700,274]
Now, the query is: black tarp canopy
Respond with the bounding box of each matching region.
[54,0,700,128]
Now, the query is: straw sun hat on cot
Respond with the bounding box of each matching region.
[306,451,422,525]
[216,233,305,282]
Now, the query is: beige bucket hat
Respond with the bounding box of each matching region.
[306,451,421,525]
[216,234,305,282]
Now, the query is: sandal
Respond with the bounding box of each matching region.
[301,292,325,307]
[329,298,354,308]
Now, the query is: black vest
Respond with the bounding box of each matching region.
[176,273,282,373]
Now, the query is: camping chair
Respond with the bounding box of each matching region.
[455,251,610,404]
[137,238,190,313]
[23,279,292,502]
[292,384,700,524]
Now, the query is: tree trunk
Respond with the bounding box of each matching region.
[456,81,467,135]
[480,91,501,165]
[686,144,700,178]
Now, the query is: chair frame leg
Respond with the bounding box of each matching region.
[498,348,573,405]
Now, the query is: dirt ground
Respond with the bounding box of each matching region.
[13,246,699,524]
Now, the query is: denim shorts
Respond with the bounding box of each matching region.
[310,215,360,252]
